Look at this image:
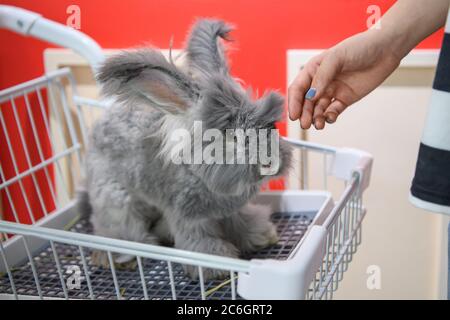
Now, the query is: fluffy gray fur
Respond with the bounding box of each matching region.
[186,19,232,76]
[79,19,292,279]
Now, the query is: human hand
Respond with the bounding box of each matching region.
[288,30,402,129]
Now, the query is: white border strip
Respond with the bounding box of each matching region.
[409,193,450,216]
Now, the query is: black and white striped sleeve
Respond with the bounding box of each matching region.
[410,8,450,215]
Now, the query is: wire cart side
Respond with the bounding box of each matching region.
[0,5,373,300]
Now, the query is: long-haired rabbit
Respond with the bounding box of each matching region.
[78,19,292,279]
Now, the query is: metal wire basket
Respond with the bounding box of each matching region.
[0,5,373,300]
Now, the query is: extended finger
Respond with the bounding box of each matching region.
[313,96,332,130]
[324,99,348,123]
[300,98,315,129]
[288,67,313,121]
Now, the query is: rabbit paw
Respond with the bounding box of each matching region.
[180,239,238,280]
[236,204,279,253]
[90,250,110,268]
[90,250,137,270]
[183,265,230,281]
[242,220,278,253]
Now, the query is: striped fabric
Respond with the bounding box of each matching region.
[410,9,450,215]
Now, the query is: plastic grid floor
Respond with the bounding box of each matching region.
[0,211,316,300]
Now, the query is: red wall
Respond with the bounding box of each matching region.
[0,0,445,222]
[1,0,444,91]
[0,0,445,125]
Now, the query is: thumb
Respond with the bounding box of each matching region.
[306,53,341,102]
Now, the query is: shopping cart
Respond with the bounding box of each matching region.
[0,5,372,300]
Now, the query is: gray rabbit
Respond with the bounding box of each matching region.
[78,19,292,279]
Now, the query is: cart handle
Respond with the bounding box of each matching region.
[0,5,104,72]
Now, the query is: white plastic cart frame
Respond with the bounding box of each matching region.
[0,5,372,300]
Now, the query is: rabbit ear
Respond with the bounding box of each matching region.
[96,49,199,114]
[186,19,233,76]
[253,92,285,127]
